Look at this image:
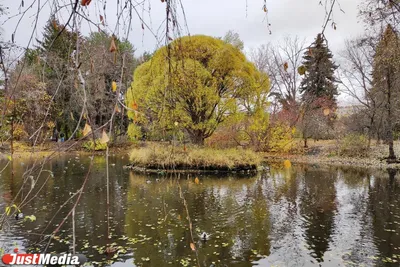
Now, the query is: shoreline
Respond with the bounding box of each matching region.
[263,153,400,170]
[2,140,400,170]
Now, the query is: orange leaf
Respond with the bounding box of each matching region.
[131,102,138,111]
[109,37,117,53]
[115,105,121,113]
[83,123,92,136]
[323,108,330,116]
[283,62,288,72]
[81,0,91,6]
[190,243,196,251]
[52,20,58,30]
[194,177,199,185]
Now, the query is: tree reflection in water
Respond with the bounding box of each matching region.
[0,156,400,266]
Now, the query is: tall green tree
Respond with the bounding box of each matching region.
[299,34,338,105]
[299,34,338,147]
[37,18,79,138]
[372,24,400,161]
[126,35,269,145]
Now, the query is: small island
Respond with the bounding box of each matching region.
[125,143,262,173]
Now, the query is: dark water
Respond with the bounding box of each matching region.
[1,154,400,266]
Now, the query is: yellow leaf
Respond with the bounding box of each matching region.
[194,177,200,185]
[112,81,117,92]
[100,130,110,144]
[323,108,330,116]
[190,243,196,251]
[5,206,10,216]
[283,159,291,169]
[12,204,21,213]
[83,123,92,136]
[297,65,306,75]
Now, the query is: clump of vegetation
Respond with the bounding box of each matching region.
[127,124,142,142]
[339,134,369,158]
[82,139,108,151]
[267,123,296,153]
[129,143,261,171]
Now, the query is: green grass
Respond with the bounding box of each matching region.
[129,143,261,171]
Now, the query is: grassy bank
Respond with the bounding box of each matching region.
[128,143,262,172]
[265,139,400,169]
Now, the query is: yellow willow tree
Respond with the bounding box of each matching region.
[126,35,269,145]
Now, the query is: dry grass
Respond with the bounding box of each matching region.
[264,139,400,169]
[129,143,261,170]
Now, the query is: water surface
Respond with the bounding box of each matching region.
[0,155,400,266]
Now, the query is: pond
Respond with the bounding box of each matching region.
[0,154,400,266]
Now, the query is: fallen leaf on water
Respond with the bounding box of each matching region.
[194,177,200,184]
[190,243,196,251]
[283,159,291,169]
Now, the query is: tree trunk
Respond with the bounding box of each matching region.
[368,114,375,149]
[386,70,396,161]
[191,130,205,146]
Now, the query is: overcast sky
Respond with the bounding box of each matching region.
[1,0,366,104]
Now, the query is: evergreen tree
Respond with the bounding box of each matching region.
[299,34,338,108]
[298,34,338,148]
[37,18,77,62]
[36,18,79,138]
